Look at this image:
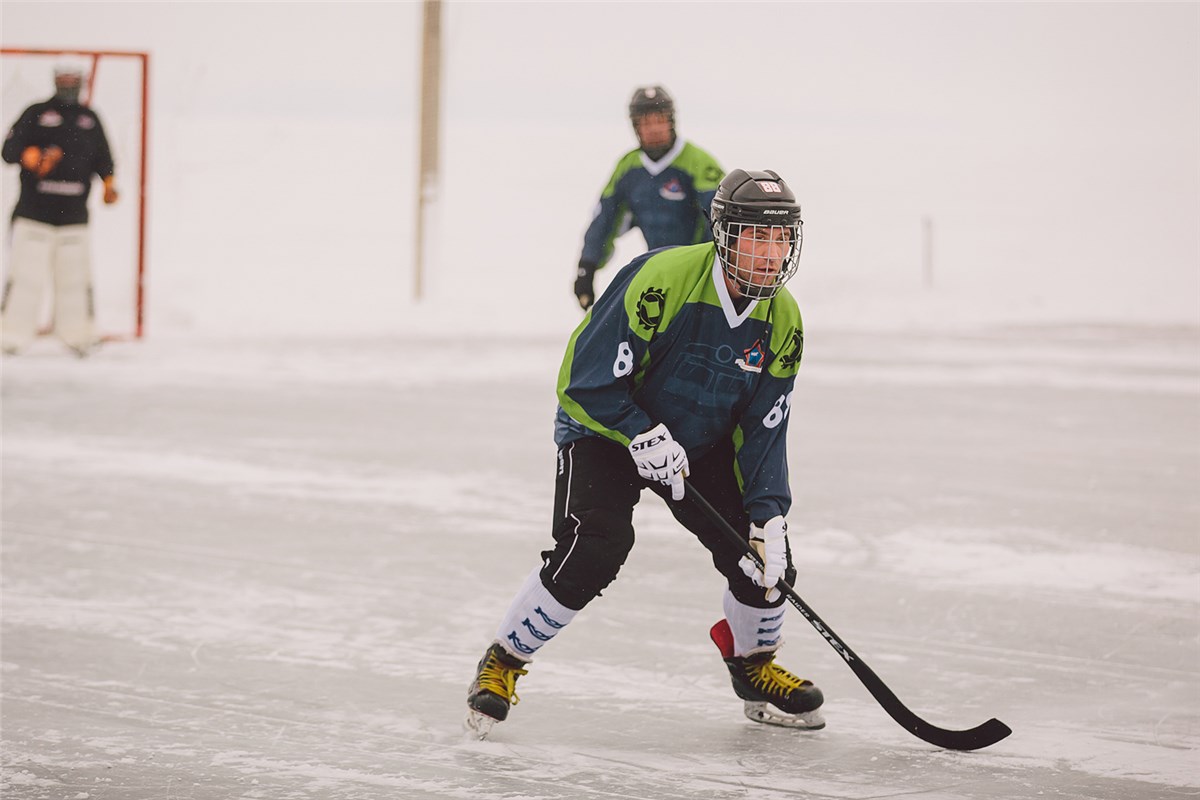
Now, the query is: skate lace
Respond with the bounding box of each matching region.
[746,658,806,698]
[478,652,528,705]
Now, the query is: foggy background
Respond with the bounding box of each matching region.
[2,1,1197,339]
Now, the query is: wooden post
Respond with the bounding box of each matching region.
[414,0,442,302]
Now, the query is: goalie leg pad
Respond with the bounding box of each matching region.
[50,225,97,354]
[2,218,53,353]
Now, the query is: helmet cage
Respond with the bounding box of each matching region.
[712,206,803,300]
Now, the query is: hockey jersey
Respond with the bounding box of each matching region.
[1,98,115,226]
[555,243,805,523]
[579,138,723,270]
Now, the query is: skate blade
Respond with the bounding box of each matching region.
[743,701,826,730]
[464,708,498,740]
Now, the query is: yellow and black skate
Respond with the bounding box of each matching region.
[465,643,528,739]
[710,618,825,729]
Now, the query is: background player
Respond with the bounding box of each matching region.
[572,85,723,310]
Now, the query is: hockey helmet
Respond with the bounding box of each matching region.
[628,85,675,122]
[53,61,85,105]
[709,169,804,300]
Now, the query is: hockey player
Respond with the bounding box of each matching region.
[572,85,724,310]
[468,169,824,738]
[1,62,119,356]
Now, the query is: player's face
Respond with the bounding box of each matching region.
[634,113,672,150]
[727,225,792,297]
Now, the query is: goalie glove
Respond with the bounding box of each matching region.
[739,516,789,602]
[20,145,63,178]
[628,423,689,501]
[102,175,119,204]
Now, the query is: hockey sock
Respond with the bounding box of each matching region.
[494,567,579,662]
[723,589,785,657]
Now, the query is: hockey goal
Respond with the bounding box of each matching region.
[1,47,149,340]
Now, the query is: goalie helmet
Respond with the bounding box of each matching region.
[709,169,804,300]
[53,61,85,105]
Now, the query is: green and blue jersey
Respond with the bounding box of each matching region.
[580,139,723,269]
[555,243,805,523]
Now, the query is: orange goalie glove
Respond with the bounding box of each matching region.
[20,145,64,177]
[102,175,119,204]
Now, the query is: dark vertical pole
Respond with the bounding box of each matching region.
[415,0,442,301]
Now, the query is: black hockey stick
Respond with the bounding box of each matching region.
[685,480,1012,751]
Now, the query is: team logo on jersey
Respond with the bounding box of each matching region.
[37,110,64,128]
[736,339,766,373]
[636,287,667,330]
[659,177,685,201]
[76,115,96,130]
[777,327,804,369]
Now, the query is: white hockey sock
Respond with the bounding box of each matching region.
[494,568,579,663]
[724,589,785,657]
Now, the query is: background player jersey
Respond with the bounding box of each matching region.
[579,139,723,269]
[555,243,805,522]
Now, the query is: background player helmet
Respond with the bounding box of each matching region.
[709,169,804,300]
[628,85,675,124]
[628,85,676,159]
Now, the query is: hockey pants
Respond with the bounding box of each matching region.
[539,436,796,611]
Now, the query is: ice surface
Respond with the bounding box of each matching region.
[2,326,1197,799]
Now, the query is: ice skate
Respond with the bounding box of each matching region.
[710,619,825,730]
[465,643,528,739]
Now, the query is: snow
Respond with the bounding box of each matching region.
[2,3,1199,799]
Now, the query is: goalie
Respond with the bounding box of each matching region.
[1,62,119,357]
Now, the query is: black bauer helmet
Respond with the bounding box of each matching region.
[709,169,804,300]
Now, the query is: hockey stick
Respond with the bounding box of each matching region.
[685,480,1012,751]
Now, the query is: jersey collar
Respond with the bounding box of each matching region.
[711,256,759,327]
[640,137,686,177]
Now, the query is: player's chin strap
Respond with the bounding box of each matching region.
[684,480,1013,751]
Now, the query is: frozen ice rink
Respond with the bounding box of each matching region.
[2,325,1196,799]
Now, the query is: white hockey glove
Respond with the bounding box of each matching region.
[628,423,689,501]
[739,516,789,602]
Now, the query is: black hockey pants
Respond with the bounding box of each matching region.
[538,435,795,611]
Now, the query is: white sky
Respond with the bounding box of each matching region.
[2,2,1198,336]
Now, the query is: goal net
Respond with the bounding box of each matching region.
[1,48,148,340]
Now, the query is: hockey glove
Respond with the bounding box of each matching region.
[20,146,63,178]
[102,175,119,204]
[574,260,597,310]
[739,516,789,603]
[628,423,689,501]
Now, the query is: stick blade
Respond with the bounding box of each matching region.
[913,717,1012,751]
